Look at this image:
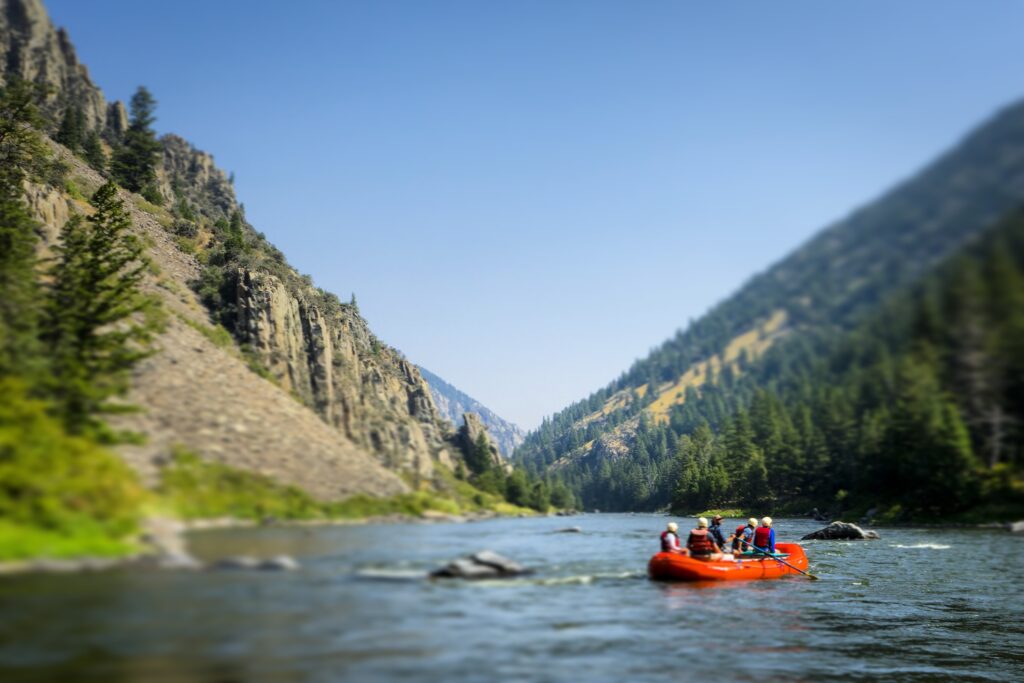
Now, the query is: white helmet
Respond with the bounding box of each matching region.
[666,522,678,532]
[748,517,758,527]
[697,517,709,528]
[761,516,773,527]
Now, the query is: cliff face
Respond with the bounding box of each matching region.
[233,269,455,480]
[0,0,120,137]
[5,0,460,498]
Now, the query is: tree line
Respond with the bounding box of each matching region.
[457,424,576,512]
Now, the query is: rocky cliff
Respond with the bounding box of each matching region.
[418,366,524,456]
[3,0,460,499]
[1,0,123,138]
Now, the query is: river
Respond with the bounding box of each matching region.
[0,514,1021,682]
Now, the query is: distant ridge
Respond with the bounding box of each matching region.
[515,94,1024,510]
[418,367,524,457]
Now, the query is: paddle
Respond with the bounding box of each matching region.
[738,537,819,580]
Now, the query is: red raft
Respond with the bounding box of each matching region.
[648,542,809,582]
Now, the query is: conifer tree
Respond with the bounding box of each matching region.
[81,131,107,173]
[44,181,160,433]
[54,105,85,152]
[0,79,48,380]
[111,86,162,201]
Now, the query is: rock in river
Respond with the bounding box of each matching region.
[212,555,300,571]
[431,551,532,579]
[802,521,880,541]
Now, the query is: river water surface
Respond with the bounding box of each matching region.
[1,514,1022,682]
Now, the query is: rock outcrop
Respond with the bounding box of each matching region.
[418,366,525,457]
[0,0,109,132]
[460,412,506,470]
[233,268,455,480]
[801,521,880,541]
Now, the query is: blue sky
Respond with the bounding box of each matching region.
[47,0,1024,429]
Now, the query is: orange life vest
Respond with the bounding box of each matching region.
[687,528,715,555]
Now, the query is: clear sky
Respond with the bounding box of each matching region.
[46,0,1024,429]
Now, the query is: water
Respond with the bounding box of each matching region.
[1,515,1022,682]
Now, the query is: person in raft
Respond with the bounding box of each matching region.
[660,522,686,554]
[686,517,723,560]
[708,514,728,550]
[730,517,758,555]
[751,516,777,554]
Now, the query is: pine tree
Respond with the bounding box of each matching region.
[0,79,47,380]
[54,105,85,152]
[111,87,162,200]
[81,131,107,173]
[43,182,161,433]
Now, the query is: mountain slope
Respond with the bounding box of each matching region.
[516,96,1024,508]
[417,366,524,457]
[3,0,460,499]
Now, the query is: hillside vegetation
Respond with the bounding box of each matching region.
[517,99,1024,519]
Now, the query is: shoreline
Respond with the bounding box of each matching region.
[0,508,555,577]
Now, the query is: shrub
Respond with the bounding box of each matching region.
[0,379,144,544]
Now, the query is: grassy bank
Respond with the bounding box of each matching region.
[0,439,533,562]
[158,448,534,523]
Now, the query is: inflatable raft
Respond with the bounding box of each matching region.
[648,542,809,582]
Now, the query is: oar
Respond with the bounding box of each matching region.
[738,537,818,580]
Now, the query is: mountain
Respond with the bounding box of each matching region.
[515,96,1024,515]
[417,366,524,457]
[1,0,462,500]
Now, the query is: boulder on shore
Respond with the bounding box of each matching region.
[430,550,532,579]
[801,521,880,541]
[1008,521,1024,533]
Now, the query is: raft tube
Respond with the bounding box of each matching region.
[648,542,809,582]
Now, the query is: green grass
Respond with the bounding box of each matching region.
[0,379,145,562]
[64,179,86,201]
[0,520,137,561]
[174,235,198,254]
[178,314,234,348]
[692,508,750,519]
[137,198,174,228]
[160,448,328,520]
[159,448,532,522]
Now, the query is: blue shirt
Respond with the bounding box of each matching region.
[708,523,727,548]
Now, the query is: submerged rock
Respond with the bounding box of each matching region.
[430,550,532,579]
[157,552,203,570]
[212,555,300,571]
[258,555,300,571]
[556,526,582,533]
[802,521,880,541]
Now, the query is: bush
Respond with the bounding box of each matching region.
[0,379,144,550]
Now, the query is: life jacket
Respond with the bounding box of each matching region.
[753,526,773,550]
[731,525,746,551]
[660,530,680,552]
[687,528,715,555]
